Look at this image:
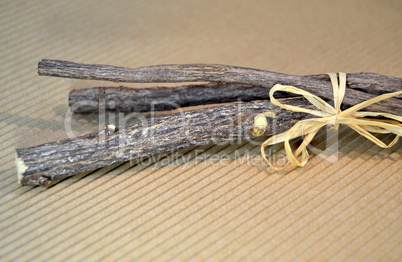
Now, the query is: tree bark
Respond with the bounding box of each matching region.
[39,59,402,115]
[16,98,312,186]
[68,73,402,113]
[69,83,296,113]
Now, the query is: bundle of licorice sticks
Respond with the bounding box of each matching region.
[15,60,402,185]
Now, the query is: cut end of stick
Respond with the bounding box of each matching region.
[15,154,28,185]
[15,152,51,186]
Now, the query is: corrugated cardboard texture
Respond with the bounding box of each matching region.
[1,1,401,261]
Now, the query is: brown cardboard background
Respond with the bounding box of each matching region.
[0,0,401,261]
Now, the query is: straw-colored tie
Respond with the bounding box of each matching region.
[254,72,402,171]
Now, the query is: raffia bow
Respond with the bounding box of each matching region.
[256,72,402,171]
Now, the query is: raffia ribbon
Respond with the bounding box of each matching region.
[257,72,402,171]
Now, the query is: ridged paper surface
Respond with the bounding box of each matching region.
[0,1,401,261]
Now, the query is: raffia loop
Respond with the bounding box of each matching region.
[258,72,402,171]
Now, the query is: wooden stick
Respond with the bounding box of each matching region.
[69,74,402,113]
[39,59,402,114]
[69,83,295,113]
[16,98,312,186]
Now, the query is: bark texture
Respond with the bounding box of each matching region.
[69,83,295,113]
[68,73,402,113]
[17,99,312,186]
[39,59,402,115]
